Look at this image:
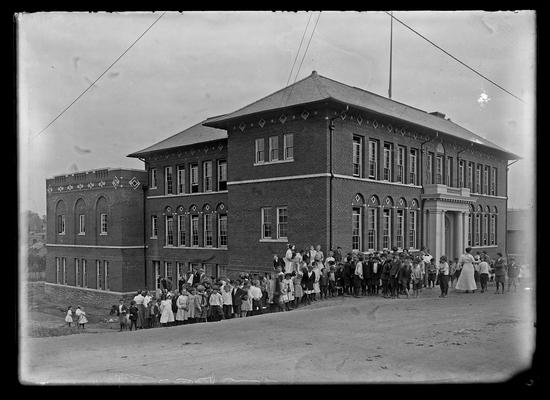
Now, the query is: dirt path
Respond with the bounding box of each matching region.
[20,284,535,384]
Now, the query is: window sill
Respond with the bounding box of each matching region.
[100,233,108,236]
[77,233,85,236]
[259,238,288,243]
[254,159,294,167]
[150,236,158,240]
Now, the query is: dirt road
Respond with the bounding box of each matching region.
[20,284,535,384]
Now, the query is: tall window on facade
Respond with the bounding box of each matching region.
[435,155,443,184]
[75,258,80,287]
[383,143,392,181]
[409,210,417,249]
[491,167,497,196]
[56,257,60,284]
[150,168,157,189]
[475,164,482,193]
[78,214,85,235]
[284,134,294,160]
[191,215,199,246]
[490,214,496,245]
[153,261,161,290]
[218,160,227,191]
[165,262,173,285]
[368,140,378,179]
[269,136,279,162]
[352,136,362,177]
[218,214,228,247]
[382,209,391,249]
[446,157,453,186]
[483,214,489,246]
[203,161,213,192]
[352,208,362,251]
[409,149,417,185]
[458,160,465,188]
[483,166,490,195]
[178,214,185,246]
[176,262,186,285]
[96,260,102,290]
[62,258,67,285]
[367,208,377,251]
[427,153,434,184]
[100,213,108,235]
[396,209,404,249]
[261,207,272,239]
[151,215,158,238]
[165,166,173,195]
[166,215,174,246]
[396,146,405,183]
[57,215,65,235]
[468,162,474,192]
[204,213,213,247]
[104,260,109,291]
[82,259,87,288]
[190,164,199,193]
[468,212,473,246]
[255,138,265,164]
[277,207,288,239]
[475,213,481,246]
[177,165,185,194]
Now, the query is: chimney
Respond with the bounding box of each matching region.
[429,111,446,119]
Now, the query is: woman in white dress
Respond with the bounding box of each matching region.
[159,294,175,326]
[455,247,477,293]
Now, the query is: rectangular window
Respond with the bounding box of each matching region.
[104,260,109,291]
[269,136,279,161]
[427,153,434,184]
[475,164,482,194]
[203,161,213,192]
[151,215,158,238]
[100,213,108,235]
[204,214,213,247]
[189,263,199,274]
[153,261,161,290]
[491,167,497,196]
[396,146,405,183]
[409,210,417,249]
[435,155,443,184]
[178,215,186,246]
[446,157,453,186]
[458,160,465,188]
[409,149,417,185]
[177,165,185,194]
[483,214,489,245]
[176,262,186,285]
[261,207,272,239]
[166,215,174,246]
[62,257,66,285]
[56,257,60,284]
[277,207,288,239]
[150,168,157,189]
[367,208,377,251]
[468,212,473,246]
[57,215,65,235]
[217,160,227,191]
[165,166,173,195]
[382,209,391,249]
[368,140,378,179]
[383,143,392,181]
[164,262,173,284]
[78,214,85,235]
[353,136,362,177]
[284,134,294,160]
[255,138,265,164]
[82,259,87,288]
[75,258,79,287]
[352,208,362,251]
[483,166,490,195]
[475,214,481,246]
[191,215,199,246]
[218,214,227,247]
[190,164,199,193]
[490,214,496,245]
[96,260,102,290]
[468,162,474,192]
[396,209,404,249]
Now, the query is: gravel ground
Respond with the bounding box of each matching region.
[19,280,536,384]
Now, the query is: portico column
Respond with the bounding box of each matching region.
[440,210,446,260]
[430,210,443,263]
[456,212,464,260]
[423,209,429,249]
[463,211,469,252]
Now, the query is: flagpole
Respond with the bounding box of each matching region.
[389,11,393,99]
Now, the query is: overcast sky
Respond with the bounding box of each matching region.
[18,11,535,216]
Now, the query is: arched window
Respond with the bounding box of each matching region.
[96,196,108,236]
[74,198,86,235]
[490,206,498,245]
[382,197,394,250]
[475,205,483,246]
[352,194,365,251]
[55,200,66,236]
[396,198,407,249]
[468,204,475,247]
[203,204,213,247]
[409,199,419,249]
[216,203,228,248]
[483,206,490,246]
[367,195,380,251]
[164,206,175,246]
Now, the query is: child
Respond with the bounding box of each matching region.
[335,263,344,296]
[176,289,189,325]
[507,258,520,293]
[282,273,294,311]
[292,271,303,308]
[187,288,196,323]
[398,258,411,298]
[196,286,208,323]
[151,299,160,328]
[411,260,423,298]
[209,287,224,321]
[381,257,391,298]
[65,306,73,327]
[129,300,139,331]
[493,253,507,294]
[77,306,88,329]
[319,267,329,299]
[222,284,233,319]
[328,264,336,297]
[241,283,253,317]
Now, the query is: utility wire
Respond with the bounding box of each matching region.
[33,11,167,139]
[385,11,524,103]
[285,13,313,88]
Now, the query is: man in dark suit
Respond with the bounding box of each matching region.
[231,280,245,318]
[116,298,129,331]
[362,255,371,296]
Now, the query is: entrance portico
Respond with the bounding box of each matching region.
[421,185,476,263]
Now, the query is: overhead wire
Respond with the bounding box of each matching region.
[285,13,313,88]
[33,11,167,139]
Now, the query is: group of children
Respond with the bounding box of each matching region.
[64,305,88,329]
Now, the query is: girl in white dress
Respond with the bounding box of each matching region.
[175,290,189,324]
[160,294,175,326]
[77,307,88,329]
[65,306,73,327]
[455,247,477,292]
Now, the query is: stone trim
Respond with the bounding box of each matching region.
[228,173,330,186]
[44,282,136,296]
[46,244,146,249]
[333,174,423,189]
[162,246,228,250]
[147,190,228,199]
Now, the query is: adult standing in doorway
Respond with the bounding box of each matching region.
[455,247,477,293]
[284,244,295,274]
